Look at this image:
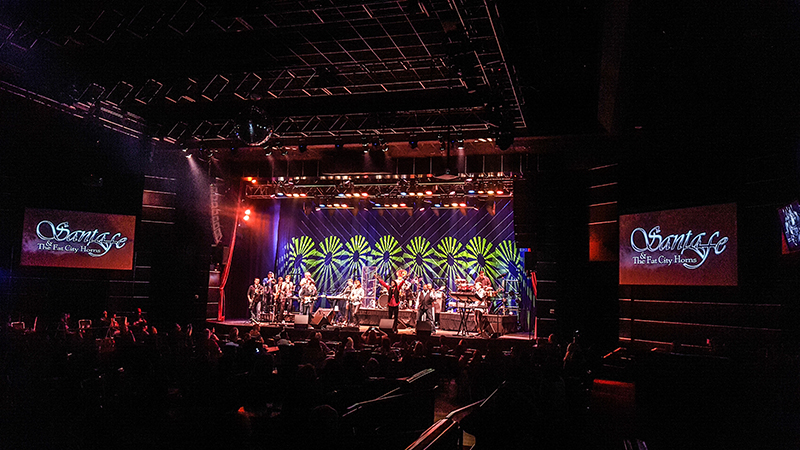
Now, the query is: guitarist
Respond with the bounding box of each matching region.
[247,278,264,323]
[348,279,365,326]
[299,277,317,318]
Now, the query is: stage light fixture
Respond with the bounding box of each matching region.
[409,135,418,149]
[298,142,307,153]
[244,209,251,215]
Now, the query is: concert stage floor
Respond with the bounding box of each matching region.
[207,318,537,345]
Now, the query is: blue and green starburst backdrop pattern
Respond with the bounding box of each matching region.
[277,236,315,277]
[372,235,403,275]
[343,235,372,280]
[434,236,468,282]
[404,236,437,281]
[272,199,523,296]
[310,235,347,293]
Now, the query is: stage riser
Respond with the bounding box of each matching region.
[438,312,517,335]
[358,307,417,327]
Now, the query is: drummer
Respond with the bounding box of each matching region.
[474,270,491,290]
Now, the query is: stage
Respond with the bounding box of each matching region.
[207,313,535,349]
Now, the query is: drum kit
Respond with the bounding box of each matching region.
[369,272,517,316]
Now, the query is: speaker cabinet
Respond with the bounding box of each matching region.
[311,310,328,328]
[379,318,395,333]
[294,314,309,329]
[416,321,432,338]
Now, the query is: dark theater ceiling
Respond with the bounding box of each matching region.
[0,0,603,156]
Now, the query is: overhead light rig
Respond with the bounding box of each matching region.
[244,173,517,210]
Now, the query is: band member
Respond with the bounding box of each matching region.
[395,268,416,308]
[280,275,294,317]
[474,270,491,290]
[342,278,354,297]
[300,271,314,289]
[416,283,435,332]
[247,278,264,323]
[474,281,486,300]
[348,279,364,326]
[395,268,408,283]
[338,279,354,323]
[299,277,317,317]
[376,274,402,333]
[472,283,489,335]
[274,277,284,321]
[262,272,276,320]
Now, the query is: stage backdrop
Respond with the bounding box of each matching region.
[259,199,525,300]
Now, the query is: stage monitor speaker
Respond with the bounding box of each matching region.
[311,310,332,328]
[379,318,395,333]
[480,315,495,336]
[294,314,309,329]
[416,321,432,338]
